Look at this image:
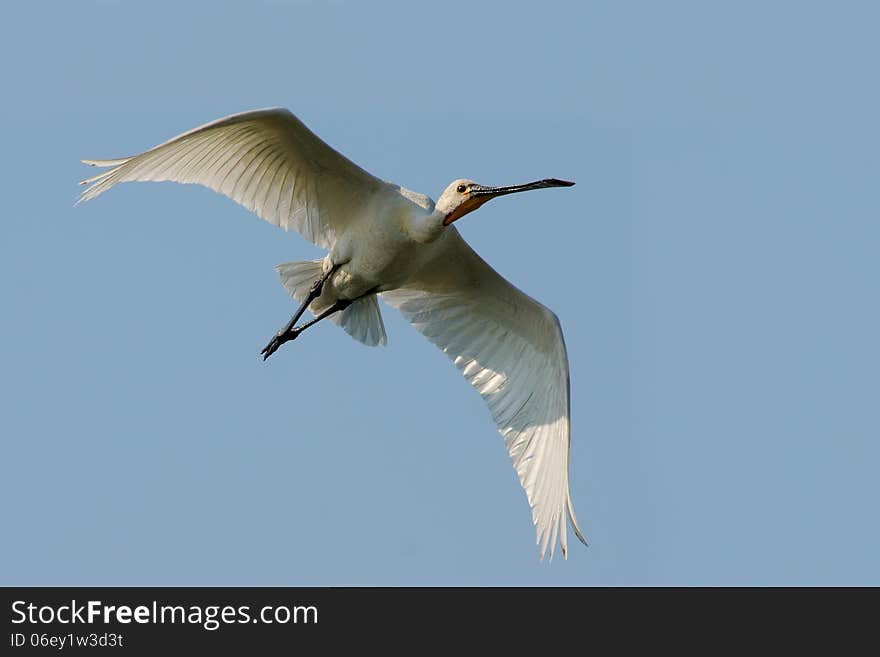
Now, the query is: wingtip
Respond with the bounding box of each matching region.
[81,157,131,168]
[567,496,589,548]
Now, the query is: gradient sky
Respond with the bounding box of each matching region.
[2,0,878,585]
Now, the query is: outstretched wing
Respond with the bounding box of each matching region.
[381,229,587,559]
[78,108,392,250]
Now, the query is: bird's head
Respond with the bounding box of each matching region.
[436,178,575,226]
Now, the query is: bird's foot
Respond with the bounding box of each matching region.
[261,329,299,360]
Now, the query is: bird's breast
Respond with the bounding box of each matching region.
[329,211,424,299]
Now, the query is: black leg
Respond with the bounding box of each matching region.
[260,267,335,359]
[261,298,352,360]
[284,267,335,334]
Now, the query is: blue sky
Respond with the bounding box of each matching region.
[1,0,878,585]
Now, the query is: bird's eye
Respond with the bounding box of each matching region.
[456,184,467,194]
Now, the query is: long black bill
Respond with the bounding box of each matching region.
[471,178,575,199]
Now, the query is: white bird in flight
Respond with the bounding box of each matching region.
[78,108,587,559]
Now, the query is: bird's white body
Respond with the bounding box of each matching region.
[324,185,436,299]
[79,108,587,560]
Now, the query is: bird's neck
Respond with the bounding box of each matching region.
[406,208,447,244]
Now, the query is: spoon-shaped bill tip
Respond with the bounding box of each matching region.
[542,178,575,187]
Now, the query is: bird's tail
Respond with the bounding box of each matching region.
[276,259,327,310]
[276,260,387,347]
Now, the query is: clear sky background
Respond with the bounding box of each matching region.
[1,1,878,585]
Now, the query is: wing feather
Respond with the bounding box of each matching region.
[78,108,393,250]
[382,229,587,559]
